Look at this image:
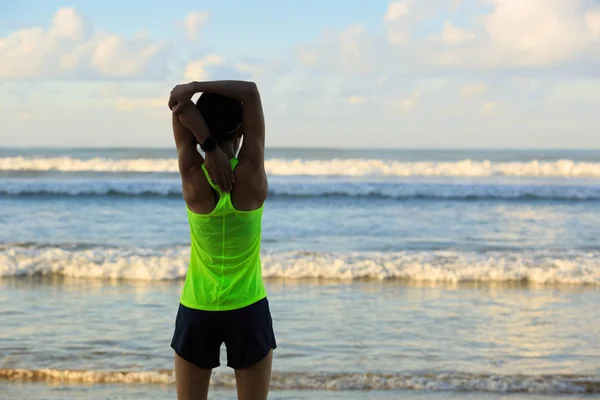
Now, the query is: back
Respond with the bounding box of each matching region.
[180,158,267,311]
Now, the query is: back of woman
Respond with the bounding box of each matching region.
[182,157,266,311]
[167,80,275,400]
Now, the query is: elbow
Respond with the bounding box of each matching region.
[242,82,259,100]
[246,81,258,92]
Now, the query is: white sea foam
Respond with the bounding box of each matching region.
[266,158,600,178]
[1,369,598,393]
[1,246,599,285]
[0,157,180,173]
[3,156,600,177]
[1,180,599,200]
[0,246,189,281]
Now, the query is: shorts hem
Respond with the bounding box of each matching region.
[171,345,220,370]
[227,344,277,370]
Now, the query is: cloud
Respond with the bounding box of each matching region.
[240,0,600,147]
[116,96,165,112]
[585,9,600,36]
[384,0,411,43]
[348,96,367,105]
[476,0,594,67]
[441,22,475,45]
[183,54,224,81]
[461,83,486,98]
[294,24,373,74]
[17,113,36,122]
[51,8,84,40]
[3,1,600,148]
[286,0,600,88]
[0,7,169,80]
[234,62,264,79]
[481,102,500,116]
[296,47,318,67]
[383,0,463,45]
[183,11,210,42]
[433,0,600,69]
[384,1,410,22]
[91,82,123,98]
[90,34,167,78]
[397,98,415,111]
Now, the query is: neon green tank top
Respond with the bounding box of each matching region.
[180,158,267,311]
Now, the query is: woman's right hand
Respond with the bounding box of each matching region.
[169,82,196,105]
[204,147,235,192]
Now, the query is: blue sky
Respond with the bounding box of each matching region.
[1,0,599,148]
[1,1,388,56]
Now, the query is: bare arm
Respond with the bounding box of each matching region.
[170,104,203,177]
[169,106,215,210]
[169,95,235,192]
[175,80,265,167]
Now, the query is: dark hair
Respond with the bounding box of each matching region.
[195,92,243,143]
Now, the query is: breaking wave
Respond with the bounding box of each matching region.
[3,156,600,177]
[1,246,599,285]
[2,180,600,201]
[1,369,599,393]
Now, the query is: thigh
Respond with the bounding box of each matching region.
[174,353,212,400]
[234,350,273,400]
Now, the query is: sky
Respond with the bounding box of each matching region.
[1,0,599,148]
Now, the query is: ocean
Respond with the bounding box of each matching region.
[1,148,599,399]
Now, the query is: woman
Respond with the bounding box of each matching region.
[168,80,275,400]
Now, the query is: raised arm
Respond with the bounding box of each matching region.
[170,110,203,176]
[167,96,202,173]
[169,90,235,192]
[172,80,265,167]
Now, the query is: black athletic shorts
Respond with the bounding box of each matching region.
[171,297,276,369]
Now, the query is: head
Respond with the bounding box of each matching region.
[196,92,243,156]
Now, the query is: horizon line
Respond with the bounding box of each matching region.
[1,146,599,151]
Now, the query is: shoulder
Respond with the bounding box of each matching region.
[234,158,268,200]
[180,165,215,211]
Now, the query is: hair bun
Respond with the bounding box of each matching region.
[196,93,243,142]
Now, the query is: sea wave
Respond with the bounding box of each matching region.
[1,246,599,285]
[2,180,600,201]
[1,369,598,393]
[3,156,600,177]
